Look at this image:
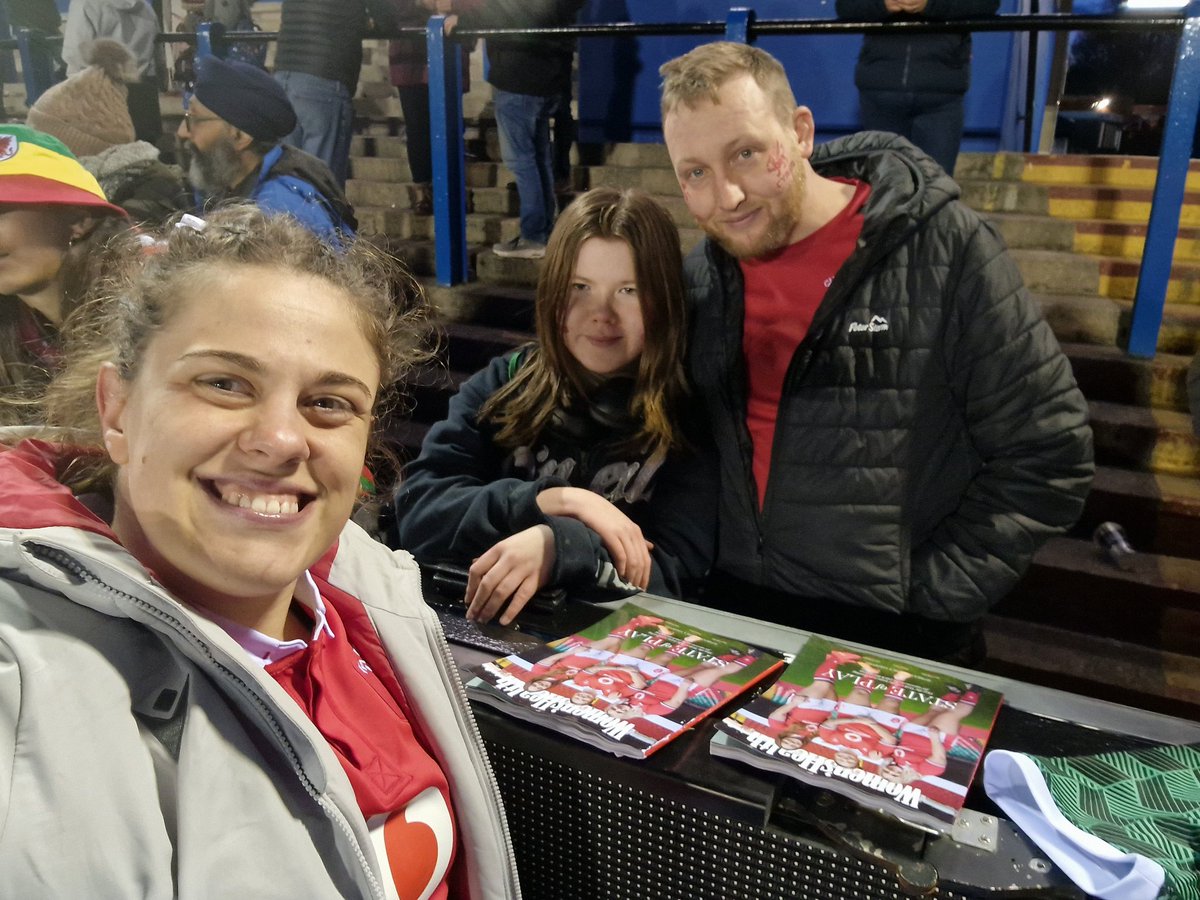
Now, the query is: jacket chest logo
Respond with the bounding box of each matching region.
[848,315,890,334]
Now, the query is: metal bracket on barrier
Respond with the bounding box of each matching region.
[769,784,1083,897]
[769,787,940,896]
[726,8,756,44]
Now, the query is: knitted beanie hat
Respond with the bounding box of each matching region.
[193,55,296,143]
[27,39,137,158]
[0,125,127,216]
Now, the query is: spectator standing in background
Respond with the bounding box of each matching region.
[6,0,62,35]
[389,0,473,217]
[274,0,399,187]
[444,0,585,260]
[836,0,999,176]
[62,0,162,147]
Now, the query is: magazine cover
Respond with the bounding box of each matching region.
[711,635,1003,832]
[466,603,785,759]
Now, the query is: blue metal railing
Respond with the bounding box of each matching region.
[3,9,1195,357]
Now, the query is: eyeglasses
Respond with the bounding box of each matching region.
[181,111,222,132]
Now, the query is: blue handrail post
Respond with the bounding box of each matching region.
[1126,0,1200,358]
[194,22,227,62]
[725,8,755,44]
[15,27,55,106]
[428,16,468,286]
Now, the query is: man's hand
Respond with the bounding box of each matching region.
[537,487,653,589]
[466,525,556,624]
[442,13,458,34]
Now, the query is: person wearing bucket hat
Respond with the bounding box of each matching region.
[0,124,130,422]
[178,54,357,246]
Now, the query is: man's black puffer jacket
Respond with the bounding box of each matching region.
[684,131,1093,623]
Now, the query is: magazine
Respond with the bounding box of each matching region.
[465,603,785,759]
[711,635,1003,833]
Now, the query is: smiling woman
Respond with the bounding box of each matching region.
[0,206,519,899]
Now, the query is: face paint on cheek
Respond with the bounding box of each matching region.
[766,143,795,191]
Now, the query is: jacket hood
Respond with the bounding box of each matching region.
[812,131,960,237]
[0,441,118,538]
[83,139,162,178]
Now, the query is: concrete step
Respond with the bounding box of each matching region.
[349,133,409,160]
[1016,250,1200,304]
[386,239,485,281]
[957,151,1200,192]
[992,212,1200,264]
[981,615,1200,720]
[958,179,1050,216]
[985,212,1076,252]
[1037,293,1200,355]
[584,164,680,196]
[1046,183,1200,226]
[346,178,414,210]
[1073,219,1200,263]
[1012,249,1100,296]
[469,186,520,217]
[424,281,535,330]
[1064,342,1192,412]
[998,535,1200,657]
[475,244,542,286]
[350,155,412,183]
[442,320,532,376]
[597,143,673,168]
[1089,399,1200,477]
[358,206,429,242]
[1079,465,1200,559]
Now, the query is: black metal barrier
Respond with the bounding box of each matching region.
[431,583,1200,899]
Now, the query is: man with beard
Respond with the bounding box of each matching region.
[659,42,1093,665]
[178,55,356,245]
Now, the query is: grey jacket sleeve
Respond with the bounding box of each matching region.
[907,218,1094,621]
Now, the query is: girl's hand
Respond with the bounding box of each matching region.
[466,525,555,624]
[537,487,653,589]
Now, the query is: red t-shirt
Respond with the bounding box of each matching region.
[268,594,459,900]
[740,179,870,508]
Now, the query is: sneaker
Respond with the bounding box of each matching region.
[492,237,546,259]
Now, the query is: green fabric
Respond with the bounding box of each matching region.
[1030,744,1200,900]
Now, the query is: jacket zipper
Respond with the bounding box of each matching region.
[26,542,388,900]
[902,41,912,87]
[414,578,522,898]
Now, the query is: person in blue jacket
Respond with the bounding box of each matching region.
[392,187,715,624]
[177,54,356,246]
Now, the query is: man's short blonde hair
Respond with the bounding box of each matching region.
[659,42,797,127]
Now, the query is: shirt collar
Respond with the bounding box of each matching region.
[201,571,336,668]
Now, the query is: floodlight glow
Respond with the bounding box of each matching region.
[1123,0,1188,9]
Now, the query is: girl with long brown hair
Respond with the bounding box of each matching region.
[394,187,714,624]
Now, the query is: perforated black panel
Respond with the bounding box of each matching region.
[484,739,979,900]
